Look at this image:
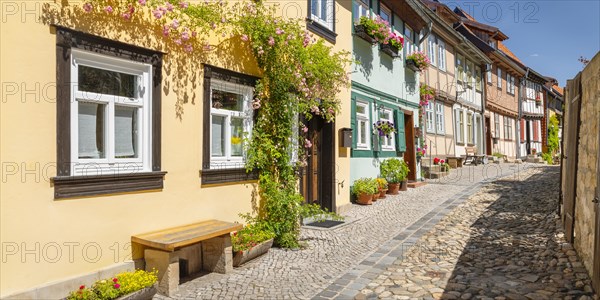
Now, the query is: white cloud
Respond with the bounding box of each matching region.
[530,53,539,57]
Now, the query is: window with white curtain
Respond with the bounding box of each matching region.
[426,102,434,133]
[487,64,492,83]
[437,39,446,71]
[467,112,473,144]
[379,108,395,151]
[456,54,464,83]
[428,35,437,67]
[475,66,482,91]
[311,0,334,31]
[404,25,414,55]
[210,80,253,168]
[455,109,464,143]
[356,101,370,149]
[71,49,151,175]
[353,0,369,22]
[497,67,502,89]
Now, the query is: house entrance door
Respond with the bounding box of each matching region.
[485,117,492,155]
[301,117,335,212]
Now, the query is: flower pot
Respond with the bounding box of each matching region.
[406,58,420,72]
[115,285,157,300]
[399,180,408,191]
[380,43,400,58]
[387,183,400,195]
[354,24,377,45]
[379,189,387,198]
[372,193,379,201]
[233,238,274,267]
[356,193,373,205]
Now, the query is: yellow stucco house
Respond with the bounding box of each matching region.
[0,0,352,298]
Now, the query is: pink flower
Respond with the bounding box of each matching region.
[268,37,275,46]
[305,139,312,148]
[138,0,146,5]
[275,28,284,35]
[328,107,335,115]
[79,285,85,290]
[179,1,188,8]
[241,34,249,41]
[258,49,264,55]
[221,17,227,23]
[166,3,174,11]
[162,25,169,37]
[153,9,163,19]
[181,31,190,41]
[171,19,179,29]
[82,3,92,12]
[183,44,193,52]
[114,284,120,289]
[252,99,261,110]
[302,126,308,133]
[112,278,118,283]
[104,6,113,13]
[122,12,131,20]
[174,39,182,45]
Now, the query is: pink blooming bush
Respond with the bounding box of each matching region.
[357,16,403,50]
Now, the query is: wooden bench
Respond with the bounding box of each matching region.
[463,147,486,166]
[132,220,242,296]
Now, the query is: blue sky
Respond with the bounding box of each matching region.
[440,0,600,87]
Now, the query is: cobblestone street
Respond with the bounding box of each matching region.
[156,164,597,300]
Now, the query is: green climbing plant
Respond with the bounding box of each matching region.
[75,0,350,248]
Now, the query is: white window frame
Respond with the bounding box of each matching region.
[379,108,395,151]
[428,34,436,67]
[454,109,464,143]
[353,0,369,22]
[497,67,502,89]
[311,0,334,31]
[435,103,444,133]
[494,114,500,138]
[404,25,414,55]
[426,102,434,133]
[456,54,464,83]
[438,39,446,71]
[467,112,473,144]
[475,66,482,91]
[70,49,152,176]
[209,79,254,169]
[356,101,371,150]
[487,64,492,83]
[379,4,391,23]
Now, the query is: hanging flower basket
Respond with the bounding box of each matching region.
[406,58,420,72]
[354,24,378,44]
[373,120,397,138]
[406,51,430,72]
[380,43,400,58]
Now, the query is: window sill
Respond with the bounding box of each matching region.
[306,19,336,44]
[200,168,258,185]
[52,171,167,199]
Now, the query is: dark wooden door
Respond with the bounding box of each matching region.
[301,118,335,212]
[563,75,582,243]
[485,117,492,155]
[526,120,531,155]
[403,111,416,181]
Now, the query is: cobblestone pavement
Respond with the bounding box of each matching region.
[346,166,598,300]
[154,163,596,300]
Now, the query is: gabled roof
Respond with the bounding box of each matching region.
[453,7,509,41]
[553,85,563,95]
[498,42,522,63]
[381,0,432,33]
[420,0,460,24]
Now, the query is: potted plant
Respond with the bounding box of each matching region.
[397,159,410,191]
[531,148,537,155]
[380,158,407,195]
[355,16,387,44]
[380,32,404,58]
[535,95,542,107]
[67,270,158,300]
[440,160,450,172]
[232,223,275,267]
[416,147,425,163]
[433,157,441,165]
[352,178,378,205]
[373,120,397,138]
[376,177,388,199]
[406,51,430,72]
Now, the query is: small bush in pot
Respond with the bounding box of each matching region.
[352,178,378,205]
[376,177,388,198]
[380,158,409,194]
[232,223,276,252]
[67,270,158,300]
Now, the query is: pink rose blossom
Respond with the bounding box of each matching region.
[138,0,146,5]
[171,19,179,29]
[302,126,308,133]
[275,28,284,35]
[83,3,93,12]
[104,6,113,13]
[174,39,182,45]
[153,9,163,19]
[166,3,174,11]
[122,12,131,20]
[181,31,190,41]
[304,139,312,148]
[112,278,118,283]
[114,284,120,289]
[252,99,261,110]
[268,37,275,46]
[241,34,249,41]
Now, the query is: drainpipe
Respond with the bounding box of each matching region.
[482,63,488,155]
[518,68,530,160]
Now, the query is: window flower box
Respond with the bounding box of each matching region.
[116,285,157,300]
[380,43,400,58]
[233,238,274,267]
[406,58,420,72]
[354,24,377,45]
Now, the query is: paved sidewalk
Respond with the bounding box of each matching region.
[154,163,550,300]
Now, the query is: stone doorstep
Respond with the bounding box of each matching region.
[407,181,427,188]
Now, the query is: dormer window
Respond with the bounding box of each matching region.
[488,39,496,49]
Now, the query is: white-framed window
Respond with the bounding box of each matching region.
[454,109,464,143]
[487,64,492,83]
[488,39,496,49]
[456,54,464,83]
[437,39,446,71]
[379,4,391,23]
[426,102,434,133]
[379,109,395,151]
[507,74,515,95]
[404,25,414,55]
[466,61,473,87]
[467,112,473,144]
[494,114,500,138]
[475,66,482,91]
[428,34,437,67]
[435,103,444,133]
[353,0,369,22]
[70,49,152,176]
[503,116,513,140]
[356,101,370,149]
[210,79,253,168]
[311,0,334,31]
[497,67,502,89]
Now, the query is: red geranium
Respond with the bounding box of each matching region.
[433,157,440,165]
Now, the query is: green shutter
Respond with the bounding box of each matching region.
[351,95,357,149]
[395,109,406,152]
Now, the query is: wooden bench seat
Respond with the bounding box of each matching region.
[132,220,242,296]
[463,147,486,166]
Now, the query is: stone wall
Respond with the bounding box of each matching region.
[572,52,600,280]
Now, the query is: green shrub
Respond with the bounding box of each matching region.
[542,152,553,164]
[352,178,378,196]
[232,223,276,252]
[380,158,410,183]
[492,152,504,159]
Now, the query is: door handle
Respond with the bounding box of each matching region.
[593,197,599,204]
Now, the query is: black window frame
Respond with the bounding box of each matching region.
[52,26,166,199]
[201,65,260,185]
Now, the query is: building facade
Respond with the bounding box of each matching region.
[519,69,547,157]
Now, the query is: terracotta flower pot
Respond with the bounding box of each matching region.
[379,189,387,198]
[399,180,408,191]
[387,183,400,195]
[372,193,379,201]
[356,193,373,205]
